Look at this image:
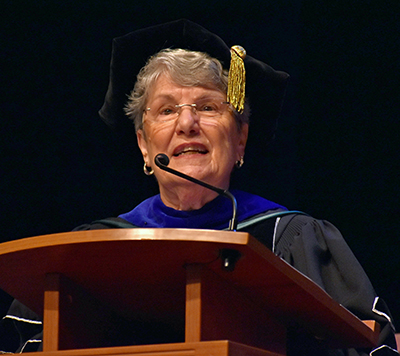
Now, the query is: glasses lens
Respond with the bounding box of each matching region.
[145,97,229,124]
[195,98,228,117]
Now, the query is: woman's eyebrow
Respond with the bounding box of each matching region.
[149,94,176,102]
[150,90,226,104]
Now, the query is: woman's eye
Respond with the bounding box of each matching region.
[199,104,217,111]
[160,108,175,115]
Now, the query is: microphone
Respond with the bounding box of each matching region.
[154,153,238,231]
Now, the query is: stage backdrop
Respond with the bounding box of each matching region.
[1,1,399,329]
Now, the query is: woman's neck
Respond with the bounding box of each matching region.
[159,184,219,211]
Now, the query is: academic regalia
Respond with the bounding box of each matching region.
[2,17,397,356]
[1,190,397,355]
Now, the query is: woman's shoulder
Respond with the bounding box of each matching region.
[73,217,137,231]
[236,208,347,258]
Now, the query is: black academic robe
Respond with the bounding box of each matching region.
[0,212,398,355]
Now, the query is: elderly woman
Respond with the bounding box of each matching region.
[0,20,397,356]
[129,48,249,214]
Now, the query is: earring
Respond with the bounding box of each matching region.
[143,162,154,176]
[235,156,244,169]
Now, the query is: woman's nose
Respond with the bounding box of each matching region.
[175,105,200,135]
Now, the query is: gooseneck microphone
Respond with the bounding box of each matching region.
[154,153,238,231]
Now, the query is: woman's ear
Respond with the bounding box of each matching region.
[238,123,249,157]
[136,129,149,165]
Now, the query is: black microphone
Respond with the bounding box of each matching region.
[154,153,238,231]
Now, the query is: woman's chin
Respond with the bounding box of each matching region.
[165,155,229,188]
[165,164,214,186]
[177,167,210,181]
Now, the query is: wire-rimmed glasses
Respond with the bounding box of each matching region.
[144,97,230,125]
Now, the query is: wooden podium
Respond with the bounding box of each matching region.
[0,229,379,356]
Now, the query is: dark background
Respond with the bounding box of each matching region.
[2,1,399,330]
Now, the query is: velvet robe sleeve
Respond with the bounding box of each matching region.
[272,214,398,355]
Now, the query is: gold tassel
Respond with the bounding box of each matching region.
[227,45,246,113]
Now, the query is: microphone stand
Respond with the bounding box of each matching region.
[154,154,238,231]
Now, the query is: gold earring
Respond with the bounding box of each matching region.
[235,156,244,169]
[143,162,154,176]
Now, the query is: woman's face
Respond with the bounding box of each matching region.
[137,74,248,196]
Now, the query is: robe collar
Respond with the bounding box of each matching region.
[119,190,286,230]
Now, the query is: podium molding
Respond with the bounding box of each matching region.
[0,229,379,355]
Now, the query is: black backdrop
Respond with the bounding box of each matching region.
[2,1,399,330]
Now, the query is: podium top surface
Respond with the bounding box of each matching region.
[0,229,378,348]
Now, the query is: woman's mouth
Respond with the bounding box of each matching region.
[173,145,208,157]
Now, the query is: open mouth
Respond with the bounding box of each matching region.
[173,145,208,157]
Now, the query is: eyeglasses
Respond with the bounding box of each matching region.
[144,97,230,124]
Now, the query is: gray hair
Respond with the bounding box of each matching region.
[124,48,250,131]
